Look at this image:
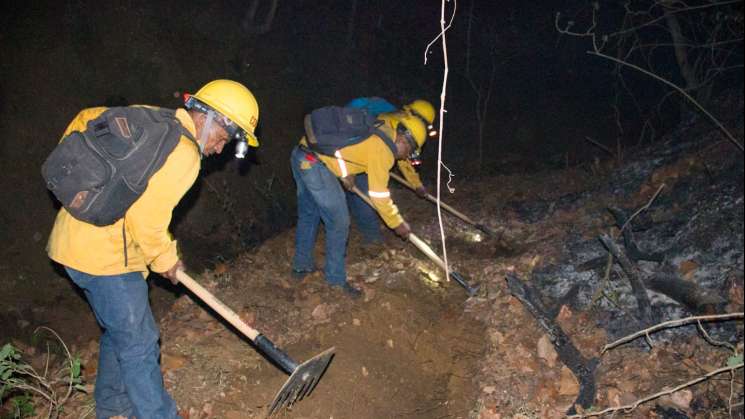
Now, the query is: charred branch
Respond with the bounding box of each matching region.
[505,273,598,415]
[607,207,665,262]
[645,268,728,314]
[599,234,656,327]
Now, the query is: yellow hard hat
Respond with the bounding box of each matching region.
[396,112,427,151]
[403,99,436,125]
[193,80,260,147]
[378,111,427,150]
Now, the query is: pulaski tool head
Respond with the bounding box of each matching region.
[450,271,480,297]
[266,347,336,417]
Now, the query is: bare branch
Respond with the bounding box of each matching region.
[588,51,744,151]
[602,313,744,354]
[568,362,744,418]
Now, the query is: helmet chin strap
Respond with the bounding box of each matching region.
[197,110,216,155]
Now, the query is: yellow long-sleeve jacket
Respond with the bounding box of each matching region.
[300,124,420,229]
[46,107,201,278]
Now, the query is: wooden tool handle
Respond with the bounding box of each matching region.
[388,172,478,226]
[351,186,447,274]
[408,233,447,272]
[175,270,260,341]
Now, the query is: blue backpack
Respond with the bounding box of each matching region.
[304,106,397,156]
[345,97,397,117]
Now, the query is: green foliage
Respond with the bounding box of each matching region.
[727,354,743,367]
[10,394,36,418]
[0,329,87,419]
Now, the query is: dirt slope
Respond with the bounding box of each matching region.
[3,117,743,418]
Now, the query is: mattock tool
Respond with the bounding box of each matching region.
[350,186,480,296]
[389,171,498,238]
[175,271,335,417]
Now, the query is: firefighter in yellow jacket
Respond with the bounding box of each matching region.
[46,80,259,419]
[290,112,428,297]
[344,98,437,248]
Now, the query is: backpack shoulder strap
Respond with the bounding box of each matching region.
[145,107,197,144]
[372,126,398,156]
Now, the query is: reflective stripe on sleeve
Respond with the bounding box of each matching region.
[335,151,349,178]
[369,190,391,199]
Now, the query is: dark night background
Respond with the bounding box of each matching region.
[1,1,744,417]
[1,0,742,314]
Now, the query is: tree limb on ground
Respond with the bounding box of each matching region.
[567,362,744,418]
[599,234,656,327]
[601,312,744,354]
[505,273,598,415]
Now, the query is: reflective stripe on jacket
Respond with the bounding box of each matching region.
[46,107,200,277]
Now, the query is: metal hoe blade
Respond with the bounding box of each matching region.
[450,271,480,296]
[267,347,336,417]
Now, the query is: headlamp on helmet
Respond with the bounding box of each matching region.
[409,109,438,138]
[184,93,250,159]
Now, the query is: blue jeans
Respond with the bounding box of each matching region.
[65,268,179,419]
[346,174,383,245]
[291,147,350,285]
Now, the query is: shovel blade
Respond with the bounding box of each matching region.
[267,347,335,417]
[450,271,480,296]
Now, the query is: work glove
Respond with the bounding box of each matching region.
[340,176,356,192]
[415,186,428,199]
[393,222,412,240]
[161,260,185,285]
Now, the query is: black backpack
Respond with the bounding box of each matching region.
[304,106,397,156]
[42,106,194,226]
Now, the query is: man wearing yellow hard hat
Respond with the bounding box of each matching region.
[45,80,259,419]
[344,97,437,248]
[291,103,430,298]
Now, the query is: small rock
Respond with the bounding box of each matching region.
[361,366,369,377]
[537,335,558,368]
[558,366,579,396]
[311,304,333,322]
[482,385,497,394]
[606,386,622,407]
[161,353,189,371]
[489,330,505,346]
[478,405,501,419]
[353,318,361,326]
[239,309,256,326]
[660,389,693,411]
[363,287,376,303]
[364,276,379,284]
[386,339,394,349]
[197,309,214,322]
[557,305,573,322]
[678,260,699,281]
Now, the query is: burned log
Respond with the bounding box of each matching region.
[599,234,656,327]
[645,270,727,314]
[505,273,598,415]
[598,233,726,315]
[607,207,665,262]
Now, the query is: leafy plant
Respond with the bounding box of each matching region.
[0,328,86,419]
[9,394,35,418]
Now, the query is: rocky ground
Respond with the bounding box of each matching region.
[2,115,744,418]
